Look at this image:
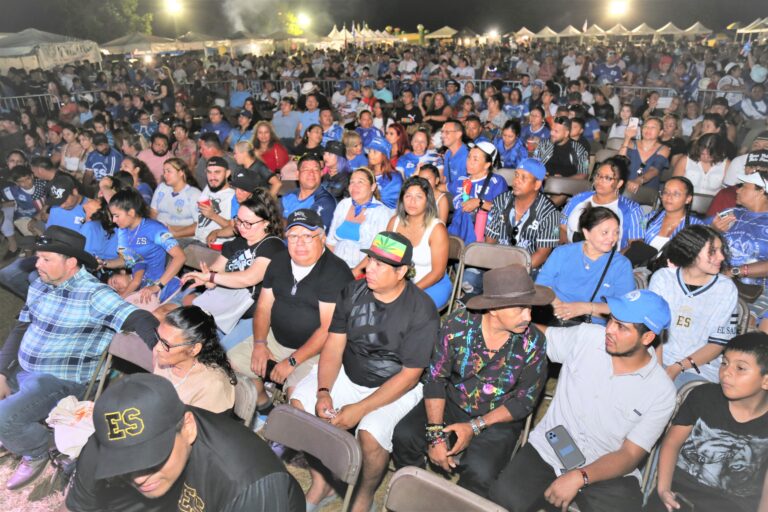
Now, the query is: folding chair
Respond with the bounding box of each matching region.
[542,176,592,198]
[658,166,675,185]
[233,372,259,428]
[447,243,531,315]
[383,466,508,512]
[605,138,625,151]
[264,405,362,512]
[82,332,154,402]
[183,244,220,271]
[690,193,715,216]
[640,380,708,503]
[495,168,516,188]
[623,186,658,209]
[594,148,618,164]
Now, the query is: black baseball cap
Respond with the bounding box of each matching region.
[206,156,229,169]
[230,168,261,191]
[92,374,186,480]
[746,150,768,171]
[323,140,346,159]
[361,231,413,267]
[286,209,324,231]
[46,173,78,207]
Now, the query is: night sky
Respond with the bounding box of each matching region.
[0,0,765,41]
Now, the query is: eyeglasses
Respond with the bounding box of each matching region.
[234,217,265,230]
[155,331,198,352]
[594,174,617,183]
[286,233,322,244]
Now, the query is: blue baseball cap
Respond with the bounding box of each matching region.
[367,136,392,157]
[286,209,324,231]
[604,290,671,335]
[517,158,546,181]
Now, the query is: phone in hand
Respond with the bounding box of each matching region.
[546,425,586,471]
[628,117,640,130]
[675,492,695,512]
[718,209,734,219]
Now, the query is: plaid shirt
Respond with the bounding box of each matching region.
[18,267,137,383]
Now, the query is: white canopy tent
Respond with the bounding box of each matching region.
[534,26,559,40]
[426,26,458,40]
[557,25,582,38]
[606,24,631,36]
[102,32,178,55]
[0,28,101,72]
[655,22,685,38]
[737,17,768,34]
[684,22,713,36]
[177,32,230,51]
[631,23,656,36]
[583,24,606,37]
[513,27,536,39]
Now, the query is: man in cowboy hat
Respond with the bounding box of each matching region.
[392,264,553,499]
[0,226,158,490]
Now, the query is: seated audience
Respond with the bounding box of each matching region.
[416,163,449,224]
[281,153,337,231]
[367,135,403,209]
[150,157,202,239]
[673,133,729,196]
[640,176,703,255]
[619,116,671,193]
[253,120,290,172]
[494,119,527,170]
[320,140,351,200]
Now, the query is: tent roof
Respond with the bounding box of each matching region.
[606,24,631,35]
[684,22,712,35]
[455,27,479,38]
[177,31,219,42]
[0,28,88,56]
[228,30,262,40]
[631,23,656,35]
[535,26,559,38]
[738,17,768,34]
[583,24,606,35]
[425,26,458,39]
[737,17,765,33]
[655,22,684,35]
[514,27,536,38]
[327,25,339,39]
[557,25,582,37]
[102,32,178,54]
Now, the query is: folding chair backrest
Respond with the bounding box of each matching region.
[496,168,516,188]
[264,405,361,485]
[623,186,658,208]
[183,244,220,271]
[447,235,465,262]
[690,193,714,216]
[384,466,508,512]
[462,243,531,273]
[233,373,258,427]
[108,332,154,372]
[594,148,618,165]
[542,176,592,198]
[605,138,625,151]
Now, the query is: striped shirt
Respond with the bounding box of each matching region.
[534,138,590,177]
[562,191,645,250]
[643,210,704,245]
[18,267,137,383]
[485,191,560,254]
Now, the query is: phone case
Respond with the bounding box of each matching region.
[546,425,586,471]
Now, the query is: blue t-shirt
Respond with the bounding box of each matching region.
[131,122,157,140]
[271,111,302,139]
[85,148,123,181]
[355,127,384,150]
[594,63,623,84]
[47,199,87,232]
[536,241,635,324]
[520,124,551,143]
[281,187,337,232]
[494,138,528,169]
[503,103,529,119]
[200,121,232,144]
[720,208,768,287]
[4,184,36,218]
[321,125,344,146]
[375,172,404,209]
[396,151,441,178]
[81,221,118,260]
[117,218,178,285]
[349,153,369,170]
[444,144,469,191]
[228,128,254,151]
[229,90,250,108]
[298,110,320,136]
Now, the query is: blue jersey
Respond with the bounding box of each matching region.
[81,221,118,260]
[444,144,469,191]
[355,127,383,150]
[4,184,36,218]
[281,187,337,232]
[117,218,178,285]
[85,148,123,181]
[494,138,528,169]
[321,125,344,146]
[132,122,157,140]
[720,208,768,287]
[375,172,404,209]
[503,103,528,119]
[349,153,369,170]
[594,63,623,84]
[520,124,551,143]
[396,151,441,178]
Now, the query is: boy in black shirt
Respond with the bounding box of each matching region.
[65,374,304,512]
[648,333,768,512]
[291,231,439,512]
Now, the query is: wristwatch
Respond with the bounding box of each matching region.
[288,355,297,367]
[730,266,741,277]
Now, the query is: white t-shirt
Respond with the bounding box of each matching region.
[649,268,738,383]
[151,183,202,227]
[681,116,703,137]
[723,153,748,187]
[194,186,235,244]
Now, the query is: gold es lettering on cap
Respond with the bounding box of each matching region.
[104,408,145,441]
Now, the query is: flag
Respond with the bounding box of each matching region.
[583,19,588,32]
[352,20,357,43]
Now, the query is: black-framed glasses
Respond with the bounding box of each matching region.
[155,330,198,352]
[286,233,322,245]
[234,217,265,230]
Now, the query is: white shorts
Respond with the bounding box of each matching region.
[291,365,423,452]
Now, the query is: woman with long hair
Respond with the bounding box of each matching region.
[619,116,671,193]
[251,120,290,172]
[416,163,449,224]
[423,91,453,132]
[642,176,703,252]
[120,156,157,204]
[367,136,403,209]
[385,123,411,167]
[494,119,527,170]
[387,176,451,307]
[59,124,85,174]
[153,305,237,413]
[672,133,729,196]
[607,103,633,141]
[294,124,325,160]
[396,127,441,179]
[182,191,286,351]
[321,141,352,200]
[150,157,202,239]
[171,121,197,170]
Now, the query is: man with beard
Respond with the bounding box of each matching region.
[137,132,171,185]
[489,290,676,512]
[533,116,589,180]
[194,133,237,190]
[84,133,123,184]
[185,156,235,248]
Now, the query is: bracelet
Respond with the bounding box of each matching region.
[252,339,269,345]
[686,356,701,374]
[317,387,331,395]
[742,264,749,277]
[469,419,481,436]
[209,271,217,283]
[675,361,686,372]
[579,469,590,488]
[475,416,487,432]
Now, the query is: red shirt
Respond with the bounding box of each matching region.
[258,142,290,172]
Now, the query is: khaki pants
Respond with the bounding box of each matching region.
[227,329,319,390]
[14,218,43,237]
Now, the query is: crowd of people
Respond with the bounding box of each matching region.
[0,35,767,512]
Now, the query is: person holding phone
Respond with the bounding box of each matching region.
[489,290,676,512]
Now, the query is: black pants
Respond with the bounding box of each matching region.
[489,443,643,512]
[643,468,750,512]
[392,398,521,499]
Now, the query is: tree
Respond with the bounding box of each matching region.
[57,0,152,42]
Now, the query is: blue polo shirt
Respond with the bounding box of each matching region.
[281,186,336,232]
[298,110,320,135]
[444,144,469,191]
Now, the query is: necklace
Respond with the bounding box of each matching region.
[170,360,197,389]
[582,245,594,270]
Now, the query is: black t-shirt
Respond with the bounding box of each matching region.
[321,171,350,200]
[546,140,579,177]
[242,160,276,190]
[262,249,353,349]
[672,383,768,512]
[222,235,286,316]
[330,279,439,388]
[394,106,423,126]
[661,137,687,158]
[66,408,304,512]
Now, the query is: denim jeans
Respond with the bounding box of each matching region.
[0,255,38,299]
[0,369,86,458]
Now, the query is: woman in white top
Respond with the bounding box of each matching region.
[415,163,449,224]
[672,133,729,196]
[607,103,633,141]
[150,157,202,237]
[327,167,393,275]
[386,176,451,307]
[59,125,85,173]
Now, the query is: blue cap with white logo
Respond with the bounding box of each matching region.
[604,289,671,335]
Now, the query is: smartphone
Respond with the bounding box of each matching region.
[718,209,734,219]
[546,425,586,471]
[628,117,640,130]
[675,493,695,512]
[656,97,673,109]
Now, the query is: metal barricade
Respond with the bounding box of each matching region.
[0,93,59,117]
